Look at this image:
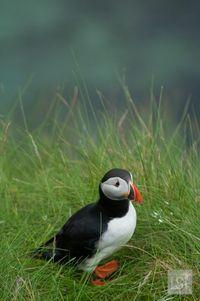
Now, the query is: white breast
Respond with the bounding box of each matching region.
[80,202,137,272]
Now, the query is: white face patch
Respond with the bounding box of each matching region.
[101,177,130,200]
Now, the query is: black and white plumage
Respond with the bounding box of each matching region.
[33,168,142,272]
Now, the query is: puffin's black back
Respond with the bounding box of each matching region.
[54,202,110,262]
[33,201,112,263]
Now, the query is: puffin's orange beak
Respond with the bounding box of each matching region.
[130,182,143,203]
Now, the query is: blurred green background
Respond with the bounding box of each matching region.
[0,0,200,125]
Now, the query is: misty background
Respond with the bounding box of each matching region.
[0,0,200,127]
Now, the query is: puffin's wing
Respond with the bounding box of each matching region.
[55,203,105,259]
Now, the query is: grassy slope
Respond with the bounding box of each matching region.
[0,87,199,301]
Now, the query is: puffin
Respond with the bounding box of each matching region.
[33,168,143,285]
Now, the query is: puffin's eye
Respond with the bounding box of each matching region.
[115,181,120,187]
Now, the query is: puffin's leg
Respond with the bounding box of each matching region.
[94,260,119,279]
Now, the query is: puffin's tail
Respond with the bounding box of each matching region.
[32,236,70,264]
[31,236,57,261]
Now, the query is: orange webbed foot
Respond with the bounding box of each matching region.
[94,260,119,279]
[91,279,106,286]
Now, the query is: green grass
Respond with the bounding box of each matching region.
[0,84,199,301]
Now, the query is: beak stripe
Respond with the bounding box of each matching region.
[131,183,143,203]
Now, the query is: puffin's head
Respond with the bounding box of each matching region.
[99,168,143,203]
